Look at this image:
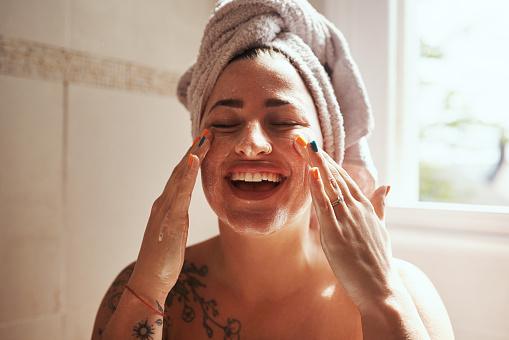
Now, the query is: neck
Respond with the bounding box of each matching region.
[215,208,325,303]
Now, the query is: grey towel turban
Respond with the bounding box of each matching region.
[177,0,376,177]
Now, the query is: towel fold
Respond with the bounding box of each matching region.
[178,0,376,180]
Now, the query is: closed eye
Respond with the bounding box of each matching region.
[210,123,241,130]
[272,122,300,128]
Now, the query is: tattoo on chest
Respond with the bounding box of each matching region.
[166,261,241,339]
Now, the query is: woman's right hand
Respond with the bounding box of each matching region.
[127,130,212,298]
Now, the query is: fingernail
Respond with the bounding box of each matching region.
[192,137,200,146]
[198,136,206,146]
[296,135,307,147]
[310,140,318,152]
[158,233,163,242]
[312,167,320,180]
[189,154,195,166]
[386,186,391,196]
[202,129,209,137]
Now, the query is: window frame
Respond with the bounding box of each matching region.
[323,0,509,236]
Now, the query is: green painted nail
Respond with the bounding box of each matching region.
[198,136,206,146]
[310,140,318,152]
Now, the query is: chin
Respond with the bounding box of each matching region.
[218,209,290,238]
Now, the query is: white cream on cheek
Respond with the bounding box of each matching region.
[198,54,323,236]
[200,130,315,237]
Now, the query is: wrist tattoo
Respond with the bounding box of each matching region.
[132,318,156,340]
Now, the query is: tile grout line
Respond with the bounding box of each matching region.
[60,80,69,336]
[0,311,63,328]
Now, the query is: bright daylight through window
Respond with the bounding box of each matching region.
[415,0,509,206]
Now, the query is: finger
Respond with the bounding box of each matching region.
[370,185,390,221]
[158,129,212,201]
[159,130,212,212]
[294,135,311,165]
[307,141,346,203]
[158,153,201,241]
[308,168,345,244]
[322,152,366,202]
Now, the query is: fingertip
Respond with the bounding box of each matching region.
[294,135,311,164]
[192,136,200,147]
[311,167,320,181]
[189,154,199,170]
[309,140,319,152]
[296,135,308,147]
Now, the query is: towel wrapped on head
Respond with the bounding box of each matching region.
[178,0,377,190]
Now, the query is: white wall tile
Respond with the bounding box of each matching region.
[0,0,66,45]
[70,0,216,71]
[0,75,63,323]
[0,314,62,340]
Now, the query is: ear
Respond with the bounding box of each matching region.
[370,185,390,221]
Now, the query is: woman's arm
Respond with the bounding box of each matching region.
[92,263,169,340]
[91,131,212,340]
[295,136,454,340]
[395,259,455,339]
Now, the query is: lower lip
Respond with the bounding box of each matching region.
[227,178,286,201]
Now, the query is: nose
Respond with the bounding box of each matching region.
[234,122,272,157]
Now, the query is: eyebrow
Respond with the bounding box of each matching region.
[207,97,292,115]
[264,98,291,107]
[208,99,243,114]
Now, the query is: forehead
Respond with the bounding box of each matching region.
[206,53,313,108]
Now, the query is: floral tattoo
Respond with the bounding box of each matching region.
[166,261,241,339]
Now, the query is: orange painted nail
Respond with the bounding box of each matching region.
[312,168,320,180]
[192,137,200,146]
[386,185,391,196]
[296,135,307,147]
[189,154,195,166]
[202,129,209,137]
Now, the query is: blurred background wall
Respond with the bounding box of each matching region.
[1,1,508,340]
[0,0,221,338]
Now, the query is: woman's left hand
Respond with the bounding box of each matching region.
[295,137,397,309]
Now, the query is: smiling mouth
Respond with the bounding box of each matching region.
[229,172,284,192]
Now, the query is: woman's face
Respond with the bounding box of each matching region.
[200,53,323,236]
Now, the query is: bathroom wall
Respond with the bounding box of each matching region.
[0,0,218,339]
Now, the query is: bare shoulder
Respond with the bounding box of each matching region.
[394,258,455,339]
[92,262,135,339]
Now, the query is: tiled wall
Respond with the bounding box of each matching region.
[0,1,219,339]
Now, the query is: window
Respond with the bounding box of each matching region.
[415,0,509,206]
[324,0,509,234]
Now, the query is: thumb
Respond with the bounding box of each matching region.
[370,185,390,221]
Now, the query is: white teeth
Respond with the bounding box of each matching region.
[230,172,281,183]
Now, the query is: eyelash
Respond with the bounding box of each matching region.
[209,121,301,130]
[211,123,237,128]
[274,122,299,127]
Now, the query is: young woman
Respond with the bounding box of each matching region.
[92,1,454,339]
